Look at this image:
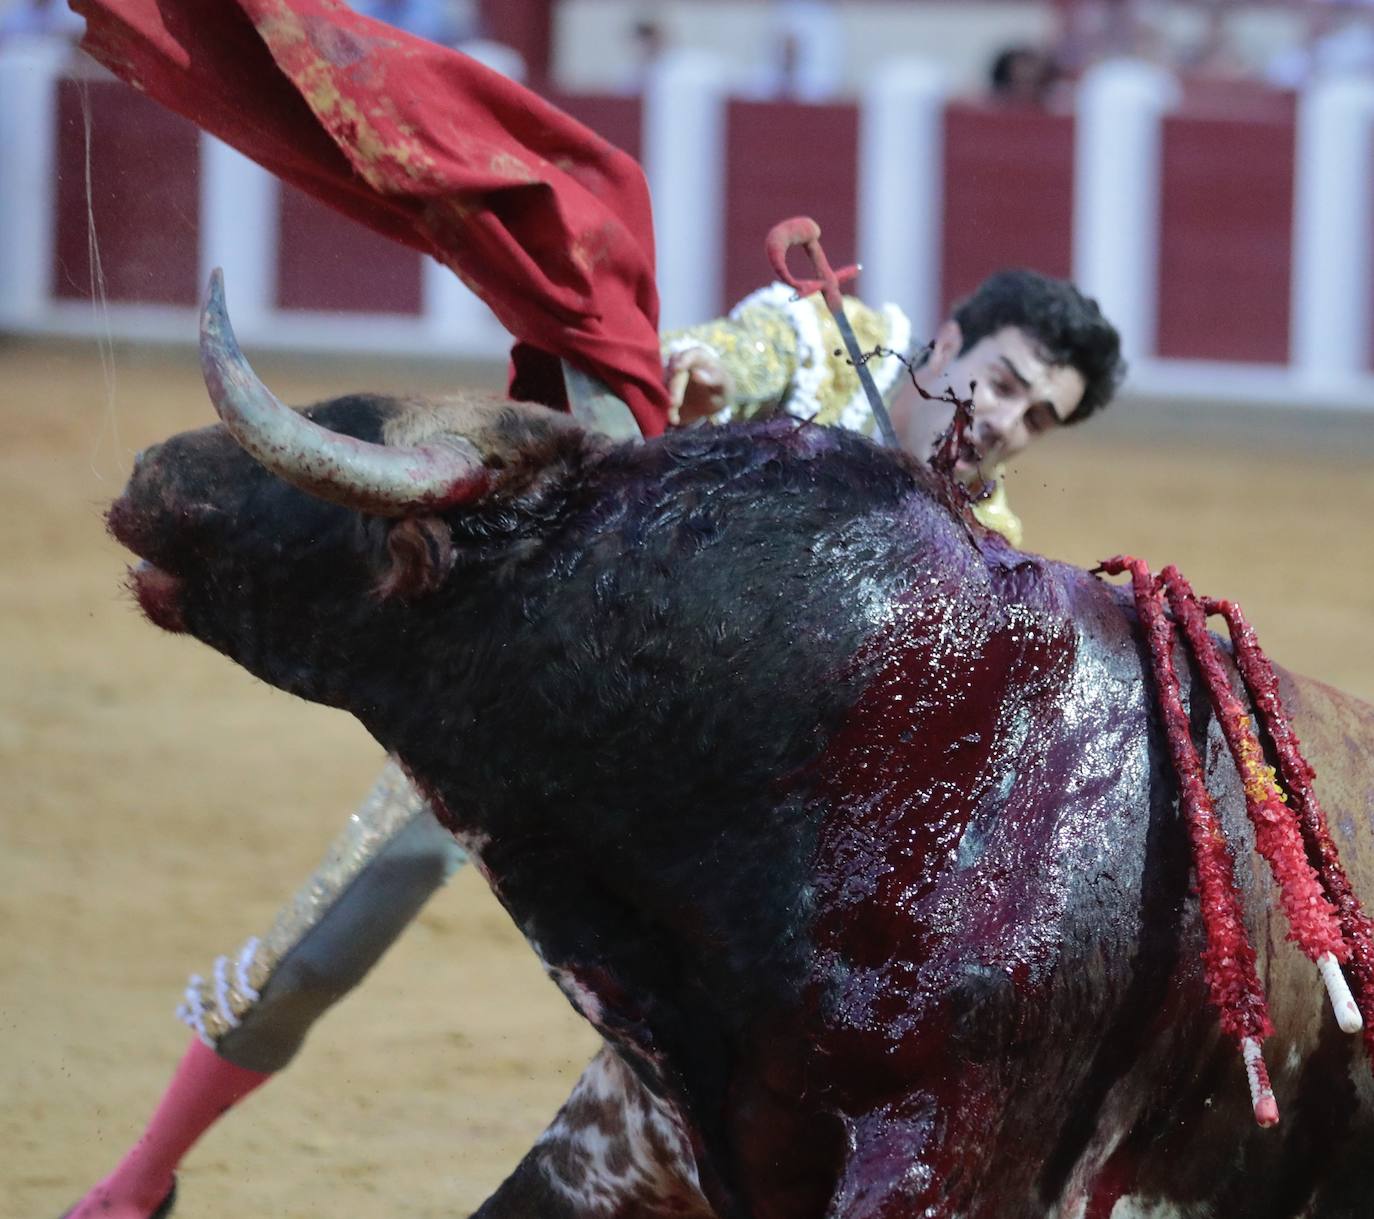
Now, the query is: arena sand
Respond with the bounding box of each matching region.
[3,338,1371,1217]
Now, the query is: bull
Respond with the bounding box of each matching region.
[106,277,1374,1219]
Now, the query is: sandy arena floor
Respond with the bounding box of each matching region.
[3,337,1372,1217]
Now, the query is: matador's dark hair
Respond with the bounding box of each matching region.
[951,269,1126,424]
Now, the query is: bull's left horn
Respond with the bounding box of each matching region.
[198,269,492,517]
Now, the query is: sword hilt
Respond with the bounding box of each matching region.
[764,216,898,448]
[765,216,859,312]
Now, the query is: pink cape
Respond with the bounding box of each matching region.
[74,0,672,436]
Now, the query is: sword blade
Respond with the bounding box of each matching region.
[562,361,643,442]
[831,307,899,448]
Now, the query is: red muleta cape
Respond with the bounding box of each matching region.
[73,0,672,437]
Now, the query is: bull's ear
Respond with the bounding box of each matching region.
[374,516,455,601]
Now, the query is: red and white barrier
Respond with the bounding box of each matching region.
[1074,60,1179,364]
[857,58,947,343]
[1292,76,1374,393]
[1,40,1371,409]
[0,37,70,333]
[644,51,731,331]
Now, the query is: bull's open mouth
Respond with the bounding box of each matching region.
[127,560,188,634]
[107,495,188,634]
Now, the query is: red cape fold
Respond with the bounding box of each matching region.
[73,0,671,437]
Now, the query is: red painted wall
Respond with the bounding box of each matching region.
[1156,108,1295,364]
[477,0,554,86]
[53,79,200,306]
[722,100,859,310]
[545,93,642,163]
[49,75,1338,376]
[275,184,424,315]
[940,105,1074,314]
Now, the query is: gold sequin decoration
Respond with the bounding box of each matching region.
[662,304,799,416]
[804,296,894,434]
[661,288,902,433]
[971,468,1024,547]
[182,759,431,1044]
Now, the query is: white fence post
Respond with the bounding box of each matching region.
[0,38,69,329]
[858,57,948,345]
[1072,58,1178,364]
[1291,75,1374,393]
[642,50,732,330]
[459,39,526,82]
[199,133,278,342]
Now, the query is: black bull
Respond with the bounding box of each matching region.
[107,334,1374,1219]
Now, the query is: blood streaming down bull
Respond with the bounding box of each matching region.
[106,281,1374,1219]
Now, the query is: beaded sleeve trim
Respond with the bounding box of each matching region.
[176,760,432,1046]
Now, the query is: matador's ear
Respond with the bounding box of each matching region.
[926,320,964,381]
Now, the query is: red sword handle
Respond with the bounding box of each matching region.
[765,216,859,312]
[763,216,897,447]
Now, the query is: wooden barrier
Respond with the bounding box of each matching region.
[941,104,1074,314]
[5,47,1368,403]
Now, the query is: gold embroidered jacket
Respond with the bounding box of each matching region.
[661,284,1022,545]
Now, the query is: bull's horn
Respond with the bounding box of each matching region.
[198,269,492,517]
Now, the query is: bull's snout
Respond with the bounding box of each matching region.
[127,560,188,634]
[107,478,190,637]
[106,441,191,604]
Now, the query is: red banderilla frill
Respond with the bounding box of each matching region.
[1098,556,1371,1128]
[1203,594,1374,1057]
[1098,555,1277,1126]
[1162,567,1356,1022]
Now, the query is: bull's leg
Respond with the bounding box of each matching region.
[64,760,465,1219]
[473,1046,716,1219]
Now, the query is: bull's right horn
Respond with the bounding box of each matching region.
[198,269,492,517]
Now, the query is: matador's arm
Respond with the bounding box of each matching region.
[661,284,913,435]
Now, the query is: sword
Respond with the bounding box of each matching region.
[561,361,644,442]
[765,216,899,449]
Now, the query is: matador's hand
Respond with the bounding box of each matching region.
[665,346,735,426]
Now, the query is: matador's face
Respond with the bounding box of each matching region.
[895,324,1086,477]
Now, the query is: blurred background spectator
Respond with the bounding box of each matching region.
[1175,1,1251,79]
[612,15,668,94]
[348,0,478,48]
[1053,0,1164,73]
[0,0,82,41]
[1266,0,1374,88]
[988,43,1065,107]
[741,0,845,101]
